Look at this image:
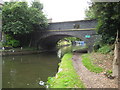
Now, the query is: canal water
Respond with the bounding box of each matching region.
[2,45,86,88]
[2,52,60,88]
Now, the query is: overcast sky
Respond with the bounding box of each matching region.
[3,0,91,22]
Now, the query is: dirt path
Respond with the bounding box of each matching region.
[72,53,118,88]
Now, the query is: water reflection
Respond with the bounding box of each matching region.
[2,52,59,88]
[57,45,87,58]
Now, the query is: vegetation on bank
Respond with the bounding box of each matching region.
[97,45,113,54]
[47,53,85,88]
[2,47,36,50]
[85,2,119,44]
[82,54,103,73]
[94,44,114,54]
[57,37,81,46]
[85,2,120,77]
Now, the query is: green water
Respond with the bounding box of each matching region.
[2,52,59,88]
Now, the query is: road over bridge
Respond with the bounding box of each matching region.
[31,19,100,52]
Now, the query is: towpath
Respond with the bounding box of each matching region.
[72,53,118,88]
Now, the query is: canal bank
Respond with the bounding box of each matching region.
[47,53,85,88]
[1,47,56,56]
[2,50,41,56]
[47,51,118,88]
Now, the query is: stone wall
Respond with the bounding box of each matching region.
[47,19,97,30]
[31,19,99,52]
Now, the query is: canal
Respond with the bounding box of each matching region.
[2,52,60,88]
[2,45,87,88]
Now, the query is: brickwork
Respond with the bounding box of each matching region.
[31,19,99,52]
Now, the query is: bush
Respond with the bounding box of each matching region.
[97,45,111,54]
[93,40,102,52]
[0,42,2,47]
[7,39,20,47]
[3,34,20,47]
[93,44,100,52]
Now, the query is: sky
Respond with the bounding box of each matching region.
[3,0,91,22]
[40,0,91,22]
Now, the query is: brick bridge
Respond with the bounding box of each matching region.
[32,19,100,52]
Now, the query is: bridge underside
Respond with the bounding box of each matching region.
[37,35,76,50]
[33,29,99,52]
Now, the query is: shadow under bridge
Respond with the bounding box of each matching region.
[36,30,97,52]
[37,34,75,50]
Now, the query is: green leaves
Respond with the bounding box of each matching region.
[2,1,48,47]
[2,2,48,35]
[32,1,43,10]
[3,34,20,47]
[86,2,119,44]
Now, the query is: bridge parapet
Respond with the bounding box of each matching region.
[47,28,96,32]
[47,19,97,31]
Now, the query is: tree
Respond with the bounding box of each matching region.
[31,1,43,11]
[30,2,48,30]
[112,30,119,77]
[3,2,31,34]
[2,2,48,34]
[92,2,119,44]
[85,7,96,20]
[86,2,120,77]
[2,2,48,47]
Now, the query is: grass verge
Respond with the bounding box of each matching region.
[47,53,85,88]
[81,54,103,73]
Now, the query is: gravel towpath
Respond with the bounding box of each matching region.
[72,53,118,88]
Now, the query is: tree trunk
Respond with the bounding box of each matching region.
[28,33,32,47]
[112,30,120,77]
[29,38,32,47]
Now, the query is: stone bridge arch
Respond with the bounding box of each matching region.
[37,34,84,49]
[36,30,97,52]
[31,19,99,52]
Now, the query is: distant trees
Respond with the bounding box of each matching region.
[57,37,82,47]
[2,2,48,47]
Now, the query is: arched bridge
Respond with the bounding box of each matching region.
[32,19,100,52]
